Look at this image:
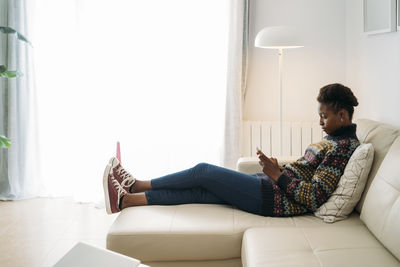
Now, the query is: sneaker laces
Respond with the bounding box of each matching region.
[116,166,136,188]
[112,177,127,206]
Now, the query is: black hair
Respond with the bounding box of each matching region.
[317,83,359,120]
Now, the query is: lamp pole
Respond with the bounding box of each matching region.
[254,26,303,157]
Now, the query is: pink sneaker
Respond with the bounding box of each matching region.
[109,157,136,192]
[103,163,128,214]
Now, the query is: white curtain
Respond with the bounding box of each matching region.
[0,0,43,200]
[32,0,232,203]
[222,0,249,170]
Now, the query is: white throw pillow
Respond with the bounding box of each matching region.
[314,143,374,223]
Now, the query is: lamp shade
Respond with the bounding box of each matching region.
[255,26,303,49]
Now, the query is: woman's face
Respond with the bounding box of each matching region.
[318,103,343,135]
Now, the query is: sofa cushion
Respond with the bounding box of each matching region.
[360,136,400,261]
[242,226,400,267]
[355,119,400,212]
[314,143,374,223]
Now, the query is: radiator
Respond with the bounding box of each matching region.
[243,121,326,157]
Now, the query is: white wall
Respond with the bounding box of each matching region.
[345,0,400,127]
[244,0,346,123]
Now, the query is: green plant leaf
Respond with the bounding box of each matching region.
[0,26,16,34]
[0,26,32,46]
[0,135,11,148]
[0,65,6,73]
[0,70,22,78]
[17,33,31,45]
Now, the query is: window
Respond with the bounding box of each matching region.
[33,0,229,201]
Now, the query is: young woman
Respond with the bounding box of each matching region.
[103,83,360,216]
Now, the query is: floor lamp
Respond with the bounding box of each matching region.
[254,26,303,156]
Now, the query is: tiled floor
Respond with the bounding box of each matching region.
[0,197,118,267]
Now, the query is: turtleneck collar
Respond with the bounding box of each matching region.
[326,123,358,140]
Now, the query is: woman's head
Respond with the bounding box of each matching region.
[317,83,358,135]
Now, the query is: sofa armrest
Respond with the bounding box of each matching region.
[236,156,299,174]
[236,157,262,174]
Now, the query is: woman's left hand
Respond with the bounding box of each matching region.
[258,155,282,182]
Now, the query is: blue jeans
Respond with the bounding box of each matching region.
[145,163,262,215]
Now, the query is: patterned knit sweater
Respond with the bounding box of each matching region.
[259,124,360,217]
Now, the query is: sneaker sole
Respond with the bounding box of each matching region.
[103,164,112,215]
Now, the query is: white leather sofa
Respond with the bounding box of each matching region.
[107,119,400,267]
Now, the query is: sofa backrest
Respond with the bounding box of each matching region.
[360,136,400,261]
[355,119,400,212]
